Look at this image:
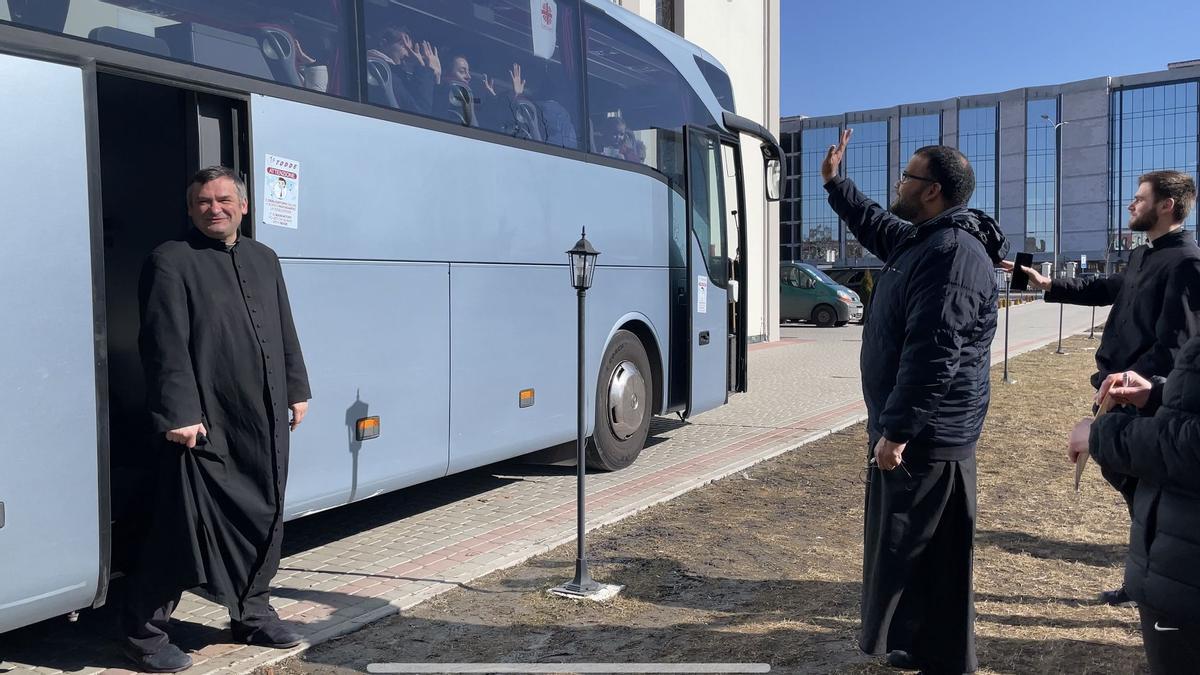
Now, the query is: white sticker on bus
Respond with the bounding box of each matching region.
[697,275,708,314]
[264,154,300,229]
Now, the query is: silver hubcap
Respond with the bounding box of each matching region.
[607,360,646,440]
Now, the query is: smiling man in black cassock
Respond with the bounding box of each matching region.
[122,166,311,672]
[822,130,1007,674]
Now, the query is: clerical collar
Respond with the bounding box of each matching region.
[187,227,239,251]
[1148,228,1189,250]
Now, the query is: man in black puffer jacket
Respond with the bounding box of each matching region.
[1070,339,1200,673]
[822,130,1008,675]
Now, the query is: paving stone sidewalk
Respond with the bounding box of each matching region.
[0,301,1106,675]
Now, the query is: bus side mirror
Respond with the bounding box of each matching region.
[765,158,781,202]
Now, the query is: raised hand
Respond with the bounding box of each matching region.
[482,73,496,96]
[423,42,441,83]
[510,63,525,97]
[821,128,852,183]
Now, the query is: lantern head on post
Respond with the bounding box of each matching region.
[566,227,600,291]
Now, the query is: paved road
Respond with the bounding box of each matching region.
[0,301,1107,675]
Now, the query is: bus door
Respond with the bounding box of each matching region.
[94,72,247,576]
[683,126,730,418]
[721,141,749,394]
[0,54,104,633]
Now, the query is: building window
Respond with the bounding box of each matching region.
[1025,98,1058,255]
[800,127,841,263]
[844,120,888,263]
[899,113,940,163]
[779,130,800,261]
[1110,82,1199,253]
[656,0,676,33]
[958,106,998,219]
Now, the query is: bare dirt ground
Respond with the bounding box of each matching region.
[267,332,1144,674]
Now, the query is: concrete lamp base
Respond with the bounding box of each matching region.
[548,582,624,602]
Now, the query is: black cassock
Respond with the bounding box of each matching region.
[134,228,310,620]
[860,453,977,674]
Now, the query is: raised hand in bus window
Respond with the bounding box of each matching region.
[369,26,438,113]
[421,41,442,84]
[510,63,526,98]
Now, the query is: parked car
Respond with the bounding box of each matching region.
[780,262,864,326]
[824,265,881,322]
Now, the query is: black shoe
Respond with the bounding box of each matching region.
[122,643,193,673]
[231,619,302,649]
[1099,586,1137,607]
[886,650,920,670]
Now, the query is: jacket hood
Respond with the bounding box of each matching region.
[933,206,1010,264]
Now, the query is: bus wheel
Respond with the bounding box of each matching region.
[812,304,837,327]
[587,330,652,471]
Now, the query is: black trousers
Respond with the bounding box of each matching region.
[860,453,978,674]
[122,576,276,655]
[1139,606,1200,674]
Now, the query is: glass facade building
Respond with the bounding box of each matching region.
[798,126,841,262]
[1025,98,1058,255]
[780,64,1200,273]
[844,121,889,263]
[958,106,998,218]
[1110,82,1199,251]
[900,114,941,162]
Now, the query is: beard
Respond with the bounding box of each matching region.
[890,193,921,222]
[1128,209,1159,232]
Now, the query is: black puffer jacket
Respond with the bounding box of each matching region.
[825,176,1008,461]
[1091,335,1200,625]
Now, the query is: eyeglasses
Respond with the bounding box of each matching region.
[899,171,938,185]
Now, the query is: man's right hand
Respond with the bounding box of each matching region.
[1097,371,1153,410]
[166,423,208,449]
[999,260,1051,291]
[821,128,852,183]
[1021,265,1052,291]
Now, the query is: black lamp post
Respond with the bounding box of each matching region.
[1042,112,1069,355]
[554,228,601,597]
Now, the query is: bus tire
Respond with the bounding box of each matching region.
[812,304,837,327]
[587,330,652,471]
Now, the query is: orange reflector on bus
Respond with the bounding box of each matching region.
[519,389,535,408]
[356,416,380,441]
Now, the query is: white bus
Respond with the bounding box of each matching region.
[0,0,781,633]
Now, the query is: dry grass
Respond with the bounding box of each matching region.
[274,331,1145,675]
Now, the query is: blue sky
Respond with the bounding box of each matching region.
[781,0,1200,118]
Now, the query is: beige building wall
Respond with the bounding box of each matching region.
[613,0,781,342]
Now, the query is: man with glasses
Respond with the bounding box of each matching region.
[1009,170,1200,609]
[822,130,1008,674]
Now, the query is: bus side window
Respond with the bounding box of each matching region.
[582,6,714,172]
[361,0,584,151]
[4,1,355,98]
